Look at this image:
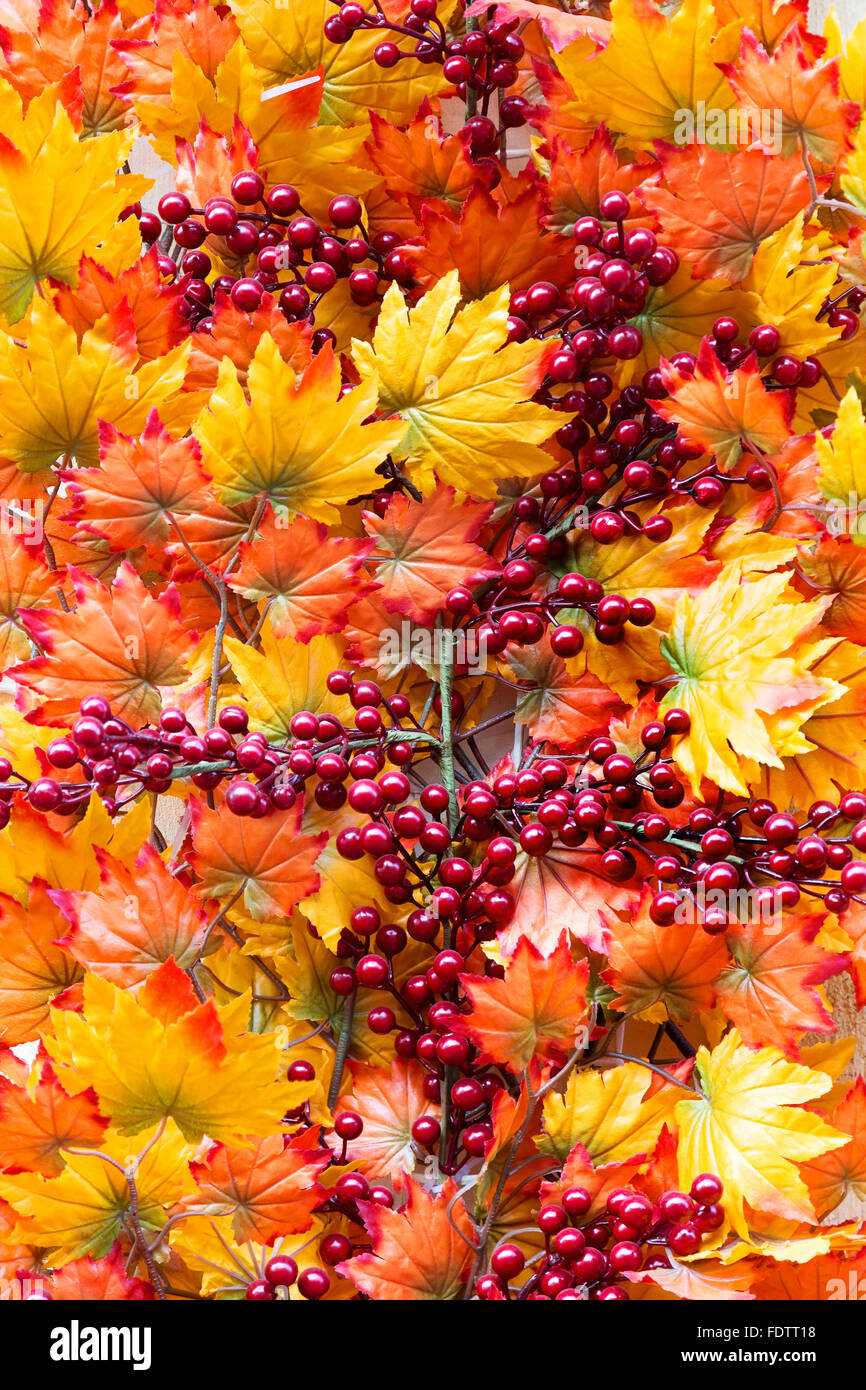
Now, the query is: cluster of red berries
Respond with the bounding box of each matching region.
[130,175,414,334]
[477,1173,725,1300]
[325,1,530,144]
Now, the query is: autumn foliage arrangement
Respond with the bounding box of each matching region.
[4,0,866,1306]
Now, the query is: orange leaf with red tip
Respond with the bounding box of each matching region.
[115,0,238,104]
[545,128,658,237]
[411,175,575,300]
[182,1130,329,1244]
[50,843,212,988]
[796,536,866,642]
[505,634,625,749]
[0,1062,107,1177]
[333,1059,439,1181]
[228,513,375,643]
[500,847,636,958]
[185,291,313,392]
[10,562,197,726]
[602,888,728,1023]
[658,339,793,470]
[720,29,860,165]
[49,1242,155,1300]
[539,1142,645,1222]
[716,914,845,1053]
[751,1249,866,1299]
[800,1078,866,1220]
[639,145,814,283]
[189,797,325,922]
[53,246,187,362]
[0,884,82,1045]
[63,414,212,560]
[0,530,57,669]
[362,485,498,627]
[365,106,482,222]
[454,934,589,1074]
[339,1178,475,1301]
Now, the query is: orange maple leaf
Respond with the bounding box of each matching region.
[182,1130,329,1245]
[185,291,314,392]
[716,914,845,1054]
[361,484,498,627]
[0,884,82,1045]
[339,1178,475,1301]
[229,512,375,643]
[333,1059,439,1181]
[796,536,866,642]
[505,634,625,748]
[539,1140,646,1222]
[545,128,658,237]
[365,105,482,222]
[189,797,326,921]
[50,1242,155,1300]
[0,529,57,670]
[53,246,187,362]
[0,1061,107,1177]
[602,888,728,1023]
[11,562,197,726]
[640,145,814,282]
[658,339,793,469]
[454,934,589,1073]
[800,1077,866,1220]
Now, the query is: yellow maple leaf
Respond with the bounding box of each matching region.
[46,960,310,1141]
[0,296,195,471]
[659,565,840,794]
[0,794,151,902]
[538,1061,682,1163]
[739,215,844,361]
[223,625,353,740]
[816,386,866,542]
[824,11,866,109]
[352,271,560,495]
[193,337,403,517]
[675,1030,848,1241]
[553,0,738,149]
[0,79,149,324]
[226,0,448,127]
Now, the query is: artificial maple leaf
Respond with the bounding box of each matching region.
[181,1130,328,1244]
[226,0,447,127]
[454,934,588,1074]
[365,105,480,223]
[0,529,57,669]
[0,79,148,322]
[413,176,575,301]
[193,337,403,519]
[712,0,810,53]
[297,800,405,954]
[626,261,745,379]
[800,1079,866,1220]
[640,146,814,284]
[0,1062,107,1177]
[47,959,307,1141]
[0,794,151,902]
[796,537,866,641]
[352,271,560,497]
[658,340,793,470]
[0,1119,194,1264]
[339,1178,475,1301]
[552,0,739,148]
[333,1059,439,1181]
[816,386,866,539]
[189,796,326,923]
[63,414,213,560]
[544,129,658,239]
[736,214,843,362]
[115,0,238,101]
[539,1059,684,1163]
[49,1242,154,1300]
[498,844,634,958]
[0,295,194,470]
[629,1257,759,1301]
[720,29,859,164]
[716,915,844,1054]
[0,883,82,1045]
[538,1142,645,1222]
[223,627,353,741]
[361,485,497,627]
[602,888,728,1023]
[53,246,187,364]
[228,512,374,643]
[674,1029,847,1240]
[50,843,212,988]
[751,1248,866,1300]
[659,565,838,795]
[11,562,196,726]
[505,636,624,748]
[185,291,313,392]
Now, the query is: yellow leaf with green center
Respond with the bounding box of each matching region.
[659,565,840,794]
[675,1029,848,1241]
[538,1060,682,1163]
[0,297,195,471]
[0,1121,195,1265]
[553,0,739,149]
[226,0,449,127]
[352,272,560,496]
[0,80,150,324]
[817,387,866,542]
[739,215,844,361]
[46,960,309,1141]
[624,261,755,382]
[194,337,404,518]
